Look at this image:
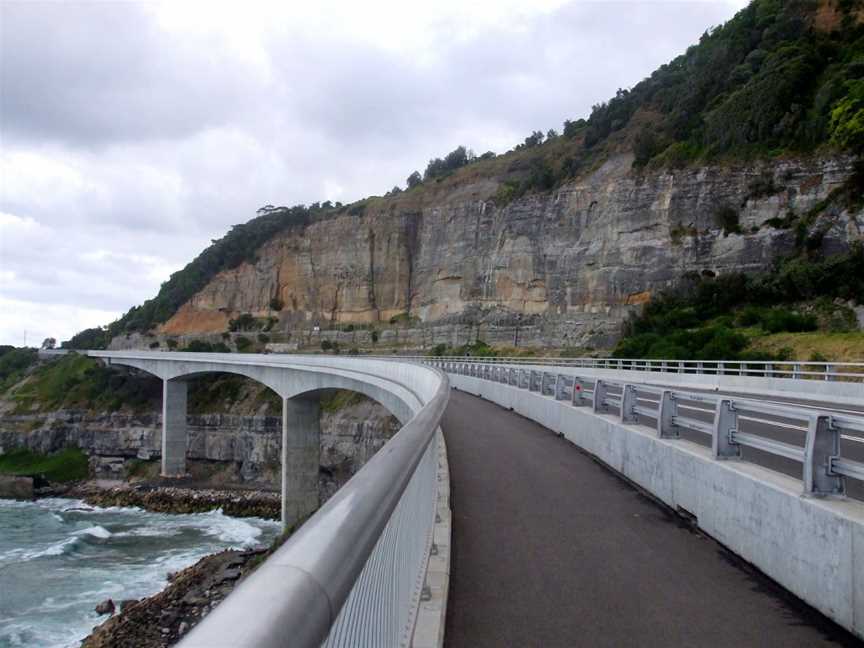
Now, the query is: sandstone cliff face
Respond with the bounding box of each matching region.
[152,156,863,348]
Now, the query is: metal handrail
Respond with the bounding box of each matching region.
[178,360,450,648]
[389,355,864,381]
[429,359,864,497]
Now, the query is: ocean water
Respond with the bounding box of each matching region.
[0,497,281,648]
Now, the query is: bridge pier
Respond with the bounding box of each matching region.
[282,395,320,531]
[161,378,188,478]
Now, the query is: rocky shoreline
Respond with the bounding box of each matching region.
[81,546,271,647]
[74,482,281,519]
[52,479,287,647]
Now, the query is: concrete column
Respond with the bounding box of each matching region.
[161,379,188,477]
[282,396,321,532]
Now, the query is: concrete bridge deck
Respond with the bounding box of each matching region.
[443,390,861,647]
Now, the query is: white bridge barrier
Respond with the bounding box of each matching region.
[83,352,450,648]
[430,358,864,639]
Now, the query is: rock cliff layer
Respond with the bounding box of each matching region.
[0,396,398,499]
[154,156,863,348]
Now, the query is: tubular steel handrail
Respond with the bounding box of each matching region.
[429,359,864,498]
[387,355,864,381]
[175,358,450,648]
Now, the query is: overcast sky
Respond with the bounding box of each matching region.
[0,0,749,347]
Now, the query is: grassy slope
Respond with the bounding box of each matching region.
[750,330,864,361]
[7,354,161,414]
[0,447,88,482]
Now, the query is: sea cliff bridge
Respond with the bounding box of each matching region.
[72,350,864,646]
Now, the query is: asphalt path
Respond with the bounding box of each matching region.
[443,390,861,648]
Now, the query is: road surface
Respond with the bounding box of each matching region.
[442,389,860,648]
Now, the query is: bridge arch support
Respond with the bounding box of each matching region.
[98,354,421,529]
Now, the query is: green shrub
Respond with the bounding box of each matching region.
[321,340,333,351]
[148,340,160,349]
[62,327,109,350]
[184,340,213,352]
[228,313,258,332]
[0,347,38,391]
[760,309,817,333]
[235,336,253,352]
[714,205,741,235]
[429,343,448,357]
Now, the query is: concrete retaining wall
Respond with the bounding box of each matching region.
[450,374,864,639]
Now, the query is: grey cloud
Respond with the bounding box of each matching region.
[0,2,256,147]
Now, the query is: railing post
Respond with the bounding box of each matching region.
[803,415,844,496]
[657,390,679,439]
[592,379,608,413]
[620,384,637,423]
[825,364,834,382]
[712,399,740,460]
[572,377,586,406]
[555,374,566,400]
[697,361,704,374]
[765,363,773,378]
[792,362,801,379]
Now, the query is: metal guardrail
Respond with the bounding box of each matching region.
[431,359,864,497]
[178,359,450,648]
[392,355,864,382]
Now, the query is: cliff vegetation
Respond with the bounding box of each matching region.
[611,245,864,360]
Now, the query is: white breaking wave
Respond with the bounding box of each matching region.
[74,525,112,540]
[1,497,280,648]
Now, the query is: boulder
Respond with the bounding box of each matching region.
[0,475,34,500]
[95,599,115,615]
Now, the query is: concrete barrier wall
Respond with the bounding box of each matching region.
[491,363,864,406]
[450,374,864,639]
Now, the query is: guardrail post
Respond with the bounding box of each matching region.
[792,363,801,379]
[620,384,637,423]
[803,415,844,496]
[712,400,741,459]
[824,364,834,382]
[592,379,608,413]
[657,390,679,439]
[572,377,586,406]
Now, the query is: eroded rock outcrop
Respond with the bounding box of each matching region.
[134,156,863,349]
[0,395,398,500]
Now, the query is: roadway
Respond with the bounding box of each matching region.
[443,389,862,647]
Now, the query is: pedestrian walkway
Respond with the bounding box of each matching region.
[442,389,859,648]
